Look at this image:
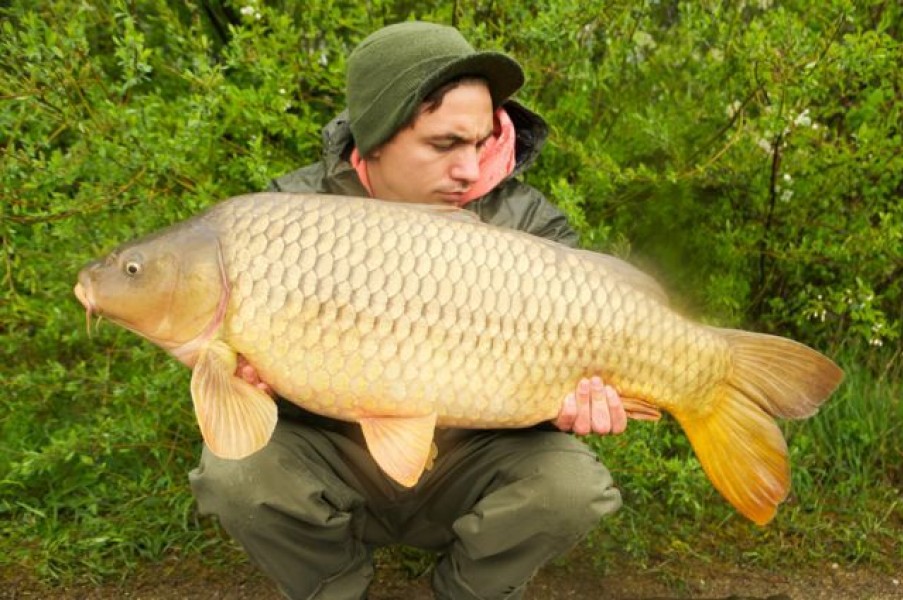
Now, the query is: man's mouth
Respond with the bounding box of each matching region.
[438,189,468,204]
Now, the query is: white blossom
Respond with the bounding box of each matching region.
[240,5,262,19]
[794,109,812,127]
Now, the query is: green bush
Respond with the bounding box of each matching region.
[2,0,900,583]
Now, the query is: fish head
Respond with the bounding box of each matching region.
[74,221,228,363]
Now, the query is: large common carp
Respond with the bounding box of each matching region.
[74,192,842,525]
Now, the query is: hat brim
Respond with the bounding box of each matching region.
[415,51,525,109]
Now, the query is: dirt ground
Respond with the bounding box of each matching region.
[2,556,901,600]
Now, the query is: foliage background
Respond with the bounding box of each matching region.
[1,0,901,584]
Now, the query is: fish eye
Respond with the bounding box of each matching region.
[124,260,142,277]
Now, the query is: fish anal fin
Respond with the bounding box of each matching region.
[190,341,278,460]
[359,413,438,487]
[621,396,663,421]
[674,388,789,526]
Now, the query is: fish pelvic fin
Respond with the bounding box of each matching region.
[674,330,843,525]
[190,340,278,460]
[359,413,438,487]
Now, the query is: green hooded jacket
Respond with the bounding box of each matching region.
[267,101,574,453]
[269,101,578,247]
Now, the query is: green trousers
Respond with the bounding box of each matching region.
[189,414,621,600]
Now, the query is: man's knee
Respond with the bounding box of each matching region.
[189,436,358,537]
[532,450,622,536]
[189,441,373,599]
[189,445,284,530]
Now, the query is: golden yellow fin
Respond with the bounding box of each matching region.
[359,414,437,487]
[190,340,278,460]
[674,330,843,525]
[673,390,789,525]
[621,396,663,421]
[715,328,844,419]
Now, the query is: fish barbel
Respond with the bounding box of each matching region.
[74,192,843,525]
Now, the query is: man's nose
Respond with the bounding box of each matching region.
[450,147,481,184]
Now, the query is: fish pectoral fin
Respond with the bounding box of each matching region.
[359,413,438,487]
[621,396,663,421]
[190,341,278,460]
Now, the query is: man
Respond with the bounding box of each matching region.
[190,21,627,600]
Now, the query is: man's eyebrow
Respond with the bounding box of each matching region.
[427,130,494,144]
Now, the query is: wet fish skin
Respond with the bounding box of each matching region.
[74,192,843,525]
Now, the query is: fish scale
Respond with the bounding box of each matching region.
[75,192,843,525]
[214,194,712,424]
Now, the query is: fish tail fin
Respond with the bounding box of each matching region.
[672,330,843,525]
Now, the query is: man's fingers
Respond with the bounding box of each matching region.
[605,384,627,434]
[590,376,612,434]
[556,376,629,436]
[240,364,257,384]
[573,378,592,435]
[555,392,577,430]
[235,355,276,397]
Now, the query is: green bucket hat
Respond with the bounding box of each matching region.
[347,21,525,156]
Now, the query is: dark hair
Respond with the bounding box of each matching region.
[421,75,489,114]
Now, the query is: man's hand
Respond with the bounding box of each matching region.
[236,355,275,397]
[554,376,627,436]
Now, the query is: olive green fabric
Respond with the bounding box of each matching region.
[346,21,525,156]
[190,418,621,600]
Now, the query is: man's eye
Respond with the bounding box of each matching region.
[431,142,454,152]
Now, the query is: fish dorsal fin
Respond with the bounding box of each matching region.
[190,340,278,459]
[359,413,438,487]
[383,200,483,224]
[571,249,669,305]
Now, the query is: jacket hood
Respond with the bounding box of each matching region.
[317,99,549,182]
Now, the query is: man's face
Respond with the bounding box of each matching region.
[366,81,494,206]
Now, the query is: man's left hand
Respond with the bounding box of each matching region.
[554,376,627,436]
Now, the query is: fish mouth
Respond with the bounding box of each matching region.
[74,278,98,335]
